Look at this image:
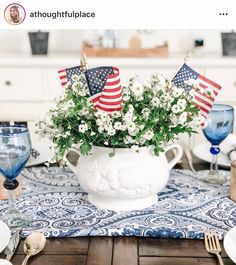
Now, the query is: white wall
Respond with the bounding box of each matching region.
[0,29,233,55]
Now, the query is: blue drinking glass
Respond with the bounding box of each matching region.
[0,125,33,227]
[198,104,234,184]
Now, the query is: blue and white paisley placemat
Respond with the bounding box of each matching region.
[0,167,235,239]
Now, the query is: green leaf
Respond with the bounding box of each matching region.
[80,142,92,155]
[109,148,116,157]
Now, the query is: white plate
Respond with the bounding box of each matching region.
[224,226,236,263]
[0,220,11,253]
[192,143,231,169]
[26,143,54,167]
[26,122,54,167]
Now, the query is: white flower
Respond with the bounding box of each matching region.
[96,119,104,126]
[171,104,181,113]
[112,111,122,118]
[104,141,109,145]
[131,82,144,96]
[178,112,188,124]
[151,97,160,107]
[135,95,144,101]
[127,122,136,132]
[128,104,134,112]
[78,89,87,96]
[104,123,113,132]
[161,93,172,102]
[63,131,70,138]
[90,131,96,136]
[189,89,196,97]
[170,115,178,127]
[184,78,200,89]
[124,135,136,144]
[98,125,105,133]
[143,130,154,140]
[107,128,116,136]
[121,124,127,131]
[141,108,151,119]
[131,145,140,153]
[192,114,205,126]
[152,84,162,94]
[152,73,166,87]
[43,113,53,127]
[139,136,146,144]
[139,124,145,130]
[123,112,133,122]
[79,107,89,116]
[72,74,80,82]
[114,122,122,130]
[72,82,79,92]
[143,80,152,91]
[172,87,184,97]
[98,112,110,122]
[129,128,139,136]
[78,123,88,133]
[177,99,187,108]
[62,99,75,110]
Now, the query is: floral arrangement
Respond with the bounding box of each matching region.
[37,73,204,158]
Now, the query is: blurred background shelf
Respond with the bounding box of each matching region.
[82,43,168,57]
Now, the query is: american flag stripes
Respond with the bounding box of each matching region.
[172,63,222,118]
[57,66,82,87]
[85,66,123,113]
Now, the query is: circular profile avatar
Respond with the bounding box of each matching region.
[4,3,26,25]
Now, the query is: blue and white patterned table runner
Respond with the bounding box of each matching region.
[0,167,235,239]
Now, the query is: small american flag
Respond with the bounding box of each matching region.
[58,66,82,87]
[85,66,123,113]
[172,63,222,118]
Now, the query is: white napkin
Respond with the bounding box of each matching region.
[220,134,236,161]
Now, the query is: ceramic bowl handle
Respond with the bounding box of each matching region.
[164,144,183,170]
[64,147,80,171]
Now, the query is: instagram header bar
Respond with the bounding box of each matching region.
[0,0,235,29]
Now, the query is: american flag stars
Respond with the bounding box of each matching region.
[85,67,114,96]
[173,64,198,92]
[85,66,123,113]
[173,63,222,118]
[58,66,82,87]
[57,65,123,113]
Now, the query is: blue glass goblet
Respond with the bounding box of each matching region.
[198,104,234,184]
[0,126,32,227]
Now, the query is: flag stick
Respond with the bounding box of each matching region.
[83,53,88,68]
[172,51,192,80]
[183,50,197,172]
[184,50,192,63]
[80,53,88,71]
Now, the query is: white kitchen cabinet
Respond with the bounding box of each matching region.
[44,68,63,100]
[0,67,44,101]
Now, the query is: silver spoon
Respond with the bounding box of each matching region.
[21,232,46,265]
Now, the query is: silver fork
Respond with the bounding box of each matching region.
[204,232,224,265]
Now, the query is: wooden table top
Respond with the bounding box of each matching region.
[1,154,235,265]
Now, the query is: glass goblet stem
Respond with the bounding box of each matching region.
[209,145,220,175]
[7,189,17,212]
[3,179,19,213]
[210,153,218,172]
